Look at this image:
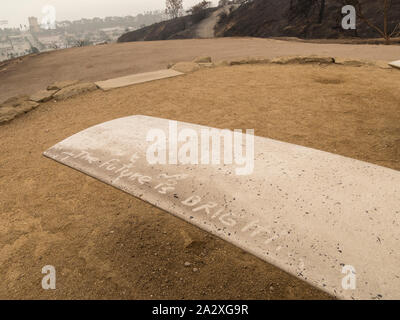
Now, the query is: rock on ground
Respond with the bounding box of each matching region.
[1,95,30,107]
[193,56,212,64]
[53,83,98,101]
[198,62,214,68]
[14,101,39,113]
[0,81,98,124]
[215,60,230,67]
[228,57,271,66]
[171,62,201,73]
[271,56,335,65]
[47,80,80,91]
[30,89,58,103]
[0,100,39,124]
[0,107,19,123]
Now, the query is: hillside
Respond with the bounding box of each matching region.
[118,1,400,42]
[215,0,400,39]
[118,7,218,42]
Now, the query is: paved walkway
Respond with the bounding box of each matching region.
[1,37,399,102]
[95,69,183,91]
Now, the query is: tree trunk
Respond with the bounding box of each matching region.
[318,0,326,24]
[384,0,390,44]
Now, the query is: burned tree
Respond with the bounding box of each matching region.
[165,0,183,19]
[318,0,326,24]
[187,1,212,24]
[289,0,327,23]
[341,0,399,44]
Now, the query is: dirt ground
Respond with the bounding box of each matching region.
[0,63,399,300]
[1,37,400,103]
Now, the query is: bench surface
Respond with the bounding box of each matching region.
[44,115,400,299]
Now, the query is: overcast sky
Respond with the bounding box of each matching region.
[1,0,218,28]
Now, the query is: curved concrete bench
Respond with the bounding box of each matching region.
[43,115,400,300]
[389,60,400,69]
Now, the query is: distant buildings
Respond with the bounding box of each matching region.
[28,17,40,33]
[0,34,31,61]
[0,11,167,62]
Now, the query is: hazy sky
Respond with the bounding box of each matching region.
[1,0,218,28]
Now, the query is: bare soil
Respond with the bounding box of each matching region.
[0,64,399,299]
[1,37,400,103]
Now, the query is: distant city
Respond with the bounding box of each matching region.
[0,11,167,62]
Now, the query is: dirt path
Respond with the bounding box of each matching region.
[0,64,399,299]
[196,6,232,38]
[1,37,399,103]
